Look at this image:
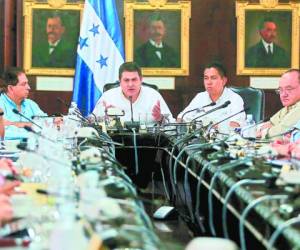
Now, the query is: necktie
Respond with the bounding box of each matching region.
[49,45,56,54]
[267,45,272,55]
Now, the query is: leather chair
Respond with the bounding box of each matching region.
[103,81,159,92]
[230,86,265,123]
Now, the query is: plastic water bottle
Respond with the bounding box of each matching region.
[68,101,78,116]
[243,114,256,138]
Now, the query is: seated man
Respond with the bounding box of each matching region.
[92,62,173,123]
[177,62,245,131]
[258,69,300,139]
[0,68,47,139]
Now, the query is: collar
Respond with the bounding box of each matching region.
[48,39,61,47]
[149,39,163,48]
[261,39,273,52]
[206,87,227,104]
[119,86,143,104]
[3,93,24,108]
[286,101,300,112]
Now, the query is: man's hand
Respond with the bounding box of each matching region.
[0,194,13,225]
[0,158,18,175]
[0,181,21,196]
[271,140,291,157]
[229,121,240,128]
[256,121,272,138]
[152,100,162,122]
[103,101,115,111]
[4,119,32,128]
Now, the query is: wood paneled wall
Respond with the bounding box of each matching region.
[0,0,289,118]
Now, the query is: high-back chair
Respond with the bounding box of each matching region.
[230,86,265,123]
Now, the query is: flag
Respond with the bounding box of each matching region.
[72,0,124,116]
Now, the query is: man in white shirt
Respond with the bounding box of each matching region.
[93,62,173,123]
[177,62,246,131]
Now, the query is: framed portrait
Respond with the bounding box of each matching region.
[124,0,191,76]
[23,0,84,76]
[236,1,300,75]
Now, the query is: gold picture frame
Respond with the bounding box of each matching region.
[23,0,84,76]
[124,0,191,76]
[236,0,300,75]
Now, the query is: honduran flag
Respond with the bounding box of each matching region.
[72,0,124,116]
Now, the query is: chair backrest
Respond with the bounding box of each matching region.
[230,86,265,123]
[103,81,159,92]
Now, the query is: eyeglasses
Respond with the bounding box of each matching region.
[275,86,299,95]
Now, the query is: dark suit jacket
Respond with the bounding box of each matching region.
[245,40,290,68]
[134,40,180,68]
[32,38,76,68]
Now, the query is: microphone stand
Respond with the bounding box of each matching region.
[191,101,231,122]
[124,96,140,131]
[12,109,42,129]
[206,108,247,138]
[181,102,216,121]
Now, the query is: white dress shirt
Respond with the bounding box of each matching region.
[93,86,173,122]
[177,87,246,131]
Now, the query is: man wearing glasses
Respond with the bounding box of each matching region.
[258,69,300,138]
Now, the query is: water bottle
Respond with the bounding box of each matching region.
[242,114,256,138]
[68,101,78,116]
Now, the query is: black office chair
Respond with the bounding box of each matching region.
[103,81,159,92]
[230,86,265,123]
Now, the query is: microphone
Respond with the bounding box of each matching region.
[207,107,248,135]
[32,113,62,119]
[181,102,216,120]
[56,97,69,108]
[57,97,89,123]
[240,116,270,139]
[265,127,296,141]
[129,96,134,122]
[191,101,231,122]
[23,125,57,143]
[124,96,140,131]
[12,109,42,129]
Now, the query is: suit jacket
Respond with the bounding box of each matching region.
[134,40,180,68]
[32,38,76,68]
[245,40,290,68]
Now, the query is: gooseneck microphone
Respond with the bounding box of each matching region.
[12,109,42,129]
[191,100,231,122]
[207,107,248,134]
[124,96,140,131]
[57,97,89,123]
[129,96,134,122]
[181,102,216,120]
[56,97,69,108]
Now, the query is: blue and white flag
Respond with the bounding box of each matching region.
[72,0,124,116]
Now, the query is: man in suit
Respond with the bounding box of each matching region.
[32,14,76,68]
[245,18,290,68]
[134,14,180,68]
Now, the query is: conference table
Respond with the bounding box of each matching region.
[2,125,300,250]
[108,128,300,250]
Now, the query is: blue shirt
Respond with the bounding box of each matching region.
[291,120,300,143]
[0,94,46,140]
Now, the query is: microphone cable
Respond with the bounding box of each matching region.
[208,157,253,236]
[239,194,288,250]
[267,215,300,250]
[222,179,266,239]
